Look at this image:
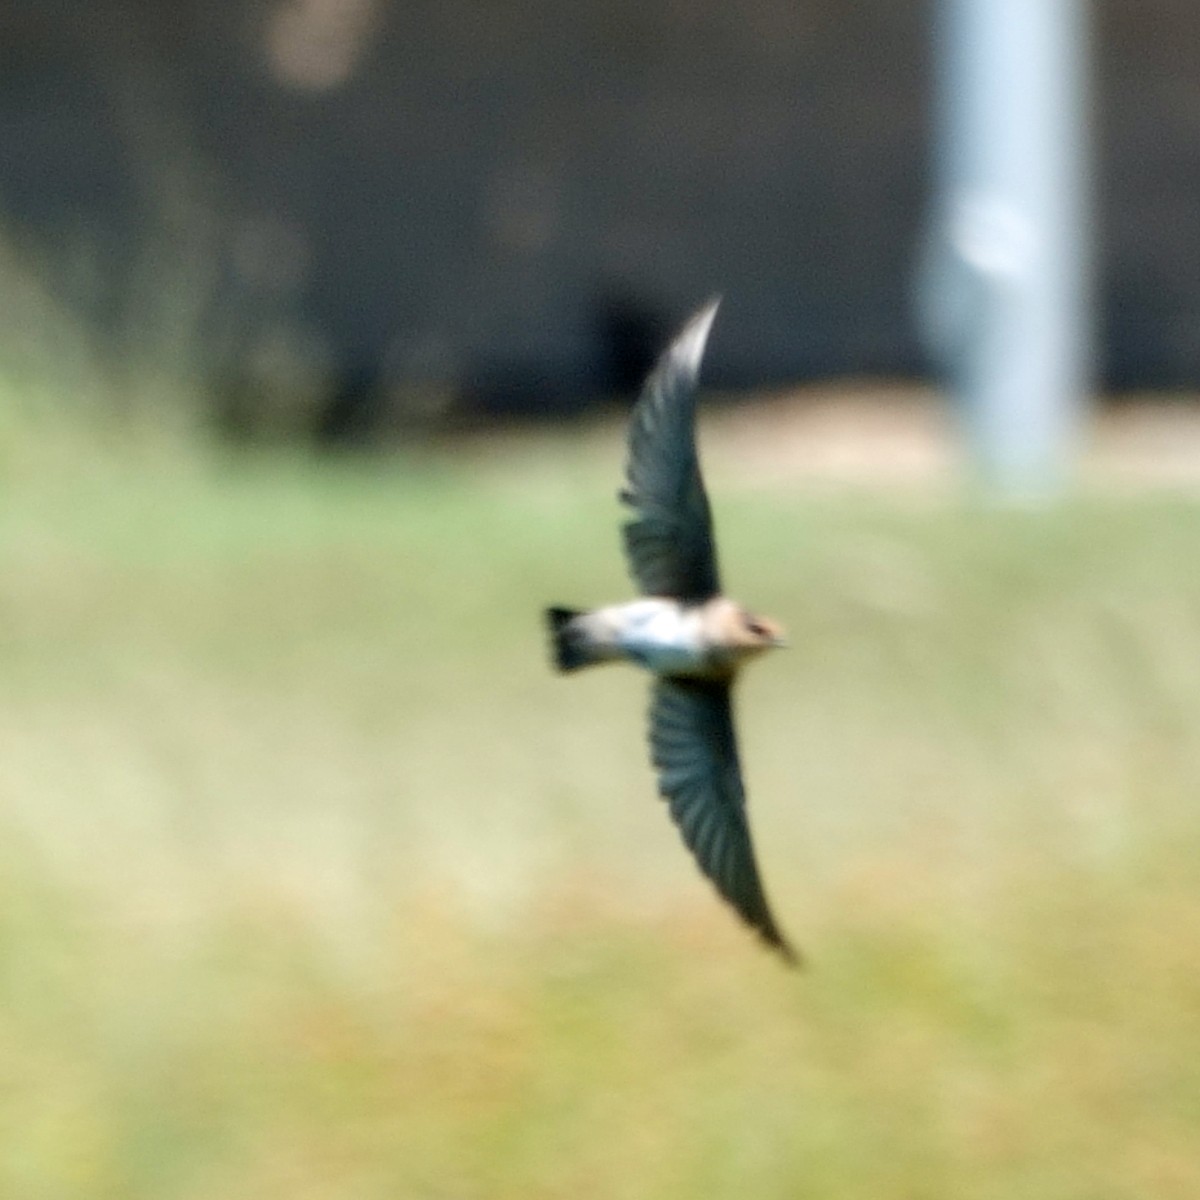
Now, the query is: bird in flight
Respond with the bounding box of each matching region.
[545,298,797,963]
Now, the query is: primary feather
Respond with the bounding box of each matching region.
[621,297,722,602]
[650,678,798,962]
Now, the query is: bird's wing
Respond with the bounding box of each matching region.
[621,299,722,601]
[649,676,798,962]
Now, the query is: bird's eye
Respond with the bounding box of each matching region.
[745,619,767,636]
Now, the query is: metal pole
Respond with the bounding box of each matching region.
[921,0,1092,497]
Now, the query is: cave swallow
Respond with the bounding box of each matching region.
[545,298,797,963]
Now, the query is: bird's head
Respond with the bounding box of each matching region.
[726,605,788,657]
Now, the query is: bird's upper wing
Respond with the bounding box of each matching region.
[649,676,798,962]
[620,299,722,601]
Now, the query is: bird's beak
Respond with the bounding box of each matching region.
[772,634,789,649]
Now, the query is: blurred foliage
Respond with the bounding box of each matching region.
[1,419,1200,1196]
[5,0,1200,452]
[3,0,932,444]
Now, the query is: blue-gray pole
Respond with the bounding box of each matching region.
[920,0,1092,496]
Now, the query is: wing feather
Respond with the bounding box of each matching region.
[648,677,798,962]
[621,299,722,600]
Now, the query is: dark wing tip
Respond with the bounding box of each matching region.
[668,296,721,384]
[759,921,804,968]
[740,887,803,968]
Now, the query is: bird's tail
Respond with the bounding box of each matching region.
[545,607,601,672]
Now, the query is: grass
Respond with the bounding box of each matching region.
[2,421,1200,1198]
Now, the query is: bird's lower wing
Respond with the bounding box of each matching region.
[648,677,798,962]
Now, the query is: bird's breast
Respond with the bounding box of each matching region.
[603,599,721,677]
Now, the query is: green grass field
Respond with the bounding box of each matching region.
[3,424,1200,1198]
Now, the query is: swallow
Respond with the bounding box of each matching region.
[545,298,797,964]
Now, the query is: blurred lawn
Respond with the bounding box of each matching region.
[3,423,1200,1199]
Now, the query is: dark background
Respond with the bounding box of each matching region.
[1,1,1196,441]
